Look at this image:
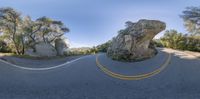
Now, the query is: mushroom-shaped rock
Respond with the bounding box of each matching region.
[107,19,166,61]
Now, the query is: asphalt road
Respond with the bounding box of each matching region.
[0,55,83,68]
[0,48,200,99]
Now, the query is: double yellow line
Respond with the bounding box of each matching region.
[96,53,171,80]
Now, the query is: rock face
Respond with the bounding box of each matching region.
[25,42,57,57]
[35,42,57,57]
[107,19,166,61]
[25,38,70,57]
[55,38,69,56]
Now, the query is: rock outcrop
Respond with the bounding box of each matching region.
[107,19,166,61]
[55,38,69,56]
[25,42,57,57]
[35,42,57,57]
[25,38,70,57]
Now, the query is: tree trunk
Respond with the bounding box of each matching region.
[12,23,20,55]
[42,33,46,43]
[12,35,20,54]
[21,35,25,55]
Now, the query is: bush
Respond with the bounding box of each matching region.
[0,40,11,53]
[152,39,163,47]
[160,29,200,52]
[186,36,200,51]
[96,40,112,52]
[64,47,94,56]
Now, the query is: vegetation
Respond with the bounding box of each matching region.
[65,40,112,56]
[64,47,97,56]
[96,40,112,52]
[154,6,200,52]
[0,39,11,52]
[160,30,186,50]
[0,7,69,55]
[158,29,200,52]
[152,39,163,47]
[180,7,200,35]
[1,6,200,57]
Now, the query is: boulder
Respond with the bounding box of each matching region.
[55,38,69,56]
[35,42,57,57]
[107,19,166,61]
[25,42,57,57]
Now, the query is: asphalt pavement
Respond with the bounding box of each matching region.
[0,48,199,99]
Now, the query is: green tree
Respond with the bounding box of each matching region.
[0,7,24,54]
[180,7,200,35]
[21,16,43,52]
[90,46,98,54]
[0,7,70,55]
[186,36,200,51]
[96,40,112,52]
[36,16,69,43]
[152,39,163,47]
[160,30,186,50]
[0,39,11,52]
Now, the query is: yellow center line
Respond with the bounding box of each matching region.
[96,52,171,80]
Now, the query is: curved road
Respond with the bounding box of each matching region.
[0,48,200,99]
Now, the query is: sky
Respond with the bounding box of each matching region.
[0,0,200,48]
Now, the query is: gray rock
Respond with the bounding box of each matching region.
[55,38,69,56]
[25,42,57,57]
[107,19,166,61]
[24,49,39,57]
[35,42,57,57]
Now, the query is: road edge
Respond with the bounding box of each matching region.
[96,52,171,80]
[0,55,89,71]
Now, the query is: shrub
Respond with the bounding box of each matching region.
[96,40,112,52]
[0,40,11,53]
[160,29,200,52]
[64,47,93,56]
[152,39,163,47]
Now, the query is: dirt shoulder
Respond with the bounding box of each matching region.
[160,48,200,60]
[184,51,200,58]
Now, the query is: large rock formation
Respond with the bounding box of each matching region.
[34,42,57,57]
[55,38,69,56]
[107,19,166,61]
[25,42,57,57]
[25,37,70,57]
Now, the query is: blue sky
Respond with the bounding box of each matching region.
[0,0,200,48]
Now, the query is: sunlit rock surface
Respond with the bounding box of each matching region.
[107,19,166,61]
[55,38,69,56]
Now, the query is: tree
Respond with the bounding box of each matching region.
[0,7,23,54]
[36,16,69,43]
[22,16,70,52]
[0,7,70,55]
[90,46,98,54]
[186,35,200,51]
[180,7,200,35]
[159,29,200,52]
[21,16,42,52]
[160,30,186,50]
[0,39,11,52]
[96,40,112,52]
